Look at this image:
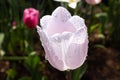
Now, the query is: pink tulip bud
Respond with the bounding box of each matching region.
[86,0,102,5]
[37,7,88,71]
[23,8,39,29]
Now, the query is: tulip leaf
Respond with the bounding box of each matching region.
[90,24,99,33]
[95,13,107,18]
[24,51,40,70]
[72,62,87,80]
[6,68,16,79]
[95,13,108,33]
[18,76,32,80]
[24,52,41,80]
[0,33,5,48]
[41,76,48,80]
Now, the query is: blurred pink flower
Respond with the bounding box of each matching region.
[12,21,16,26]
[12,21,17,29]
[37,7,88,71]
[23,8,39,29]
[86,0,102,5]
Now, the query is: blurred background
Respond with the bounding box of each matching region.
[0,0,120,80]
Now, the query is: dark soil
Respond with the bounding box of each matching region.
[83,47,120,80]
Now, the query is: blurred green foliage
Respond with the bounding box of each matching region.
[0,0,120,80]
[109,0,120,48]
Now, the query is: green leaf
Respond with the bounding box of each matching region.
[24,52,41,80]
[6,69,16,79]
[18,76,32,80]
[95,13,108,33]
[90,24,99,33]
[94,44,105,49]
[31,54,40,69]
[41,76,48,80]
[24,51,40,70]
[0,33,5,48]
[72,62,87,80]
[95,13,107,18]
[97,33,105,39]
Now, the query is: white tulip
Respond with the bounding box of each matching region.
[37,7,88,71]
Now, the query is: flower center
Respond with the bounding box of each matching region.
[70,0,74,2]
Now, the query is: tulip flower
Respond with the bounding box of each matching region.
[37,7,88,71]
[23,8,39,29]
[54,0,81,9]
[85,0,102,5]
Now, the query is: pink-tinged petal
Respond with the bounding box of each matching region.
[37,26,58,69]
[40,15,52,29]
[65,28,88,69]
[48,32,73,71]
[68,16,86,30]
[46,18,76,36]
[65,42,88,69]
[37,26,68,71]
[52,7,71,22]
[71,28,88,44]
[85,0,102,5]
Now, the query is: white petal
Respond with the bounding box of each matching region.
[52,7,71,22]
[54,0,69,2]
[37,26,60,70]
[68,16,86,30]
[49,32,73,70]
[65,41,88,69]
[65,28,88,69]
[37,26,73,71]
[46,18,76,36]
[40,15,52,29]
[68,2,77,9]
[71,28,88,44]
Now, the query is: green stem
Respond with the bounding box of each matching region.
[66,70,72,80]
[74,1,82,15]
[88,5,94,34]
[61,2,64,7]
[0,56,27,60]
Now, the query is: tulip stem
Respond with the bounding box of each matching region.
[66,70,72,80]
[0,56,27,60]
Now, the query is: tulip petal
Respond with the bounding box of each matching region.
[65,28,88,69]
[68,2,77,9]
[37,26,59,69]
[37,26,71,71]
[46,19,76,36]
[52,7,71,22]
[40,15,52,29]
[49,32,73,70]
[54,0,69,2]
[86,0,102,5]
[71,28,88,44]
[68,16,86,30]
